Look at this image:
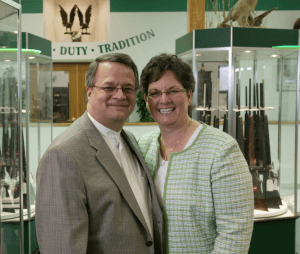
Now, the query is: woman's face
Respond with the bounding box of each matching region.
[145,71,192,129]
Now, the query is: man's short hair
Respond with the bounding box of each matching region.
[86,53,139,89]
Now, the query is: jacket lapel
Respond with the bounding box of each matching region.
[123,130,165,248]
[80,112,149,234]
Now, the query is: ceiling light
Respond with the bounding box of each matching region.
[271,54,279,58]
[247,67,252,70]
[244,50,252,53]
[29,56,35,59]
[196,54,203,56]
[4,60,11,62]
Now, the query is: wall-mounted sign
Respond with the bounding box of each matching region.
[52,29,156,60]
[44,0,109,42]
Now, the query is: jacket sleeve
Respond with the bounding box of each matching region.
[36,148,88,254]
[211,139,254,253]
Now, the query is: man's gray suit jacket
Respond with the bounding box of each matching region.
[36,112,165,254]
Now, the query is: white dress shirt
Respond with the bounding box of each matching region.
[87,113,153,237]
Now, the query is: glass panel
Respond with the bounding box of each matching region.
[52,71,69,123]
[0,1,21,253]
[22,54,53,253]
[39,59,52,155]
[280,51,298,215]
[27,60,39,207]
[180,46,298,221]
[233,48,298,219]
[179,49,230,129]
[297,51,300,254]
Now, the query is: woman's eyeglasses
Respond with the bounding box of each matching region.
[147,88,186,99]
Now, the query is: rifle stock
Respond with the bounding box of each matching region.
[251,170,268,211]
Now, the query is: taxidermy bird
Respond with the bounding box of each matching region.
[252,7,277,26]
[294,18,300,29]
[59,5,77,34]
[238,7,278,27]
[219,0,258,27]
[77,5,92,34]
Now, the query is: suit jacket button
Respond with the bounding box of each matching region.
[146,241,153,247]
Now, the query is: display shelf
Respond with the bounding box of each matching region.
[176,28,299,222]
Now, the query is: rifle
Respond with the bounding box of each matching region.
[1,77,17,213]
[248,82,268,210]
[254,83,260,165]
[10,78,18,181]
[249,80,252,117]
[244,86,250,164]
[206,115,211,126]
[223,114,228,133]
[2,78,10,178]
[213,115,219,128]
[201,83,207,124]
[235,81,244,155]
[249,116,256,166]
[237,115,245,155]
[259,81,281,208]
[236,81,240,136]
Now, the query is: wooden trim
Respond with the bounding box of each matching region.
[53,63,90,121]
[187,0,205,33]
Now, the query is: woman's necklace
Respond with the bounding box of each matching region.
[160,118,192,165]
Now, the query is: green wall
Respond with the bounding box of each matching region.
[21,0,300,14]
[22,0,43,13]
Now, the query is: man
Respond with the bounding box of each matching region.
[36,53,164,253]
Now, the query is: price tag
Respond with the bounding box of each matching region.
[273,179,278,190]
[267,179,274,191]
[253,186,258,192]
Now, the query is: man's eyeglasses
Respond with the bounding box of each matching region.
[147,88,186,99]
[92,86,137,95]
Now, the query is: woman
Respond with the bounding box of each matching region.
[138,54,254,253]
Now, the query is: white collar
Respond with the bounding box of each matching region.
[87,112,122,142]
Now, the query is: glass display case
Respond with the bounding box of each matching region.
[176,27,299,253]
[0,4,53,251]
[0,0,22,253]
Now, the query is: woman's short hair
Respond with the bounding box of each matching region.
[140,53,195,95]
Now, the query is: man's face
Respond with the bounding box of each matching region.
[87,61,136,131]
